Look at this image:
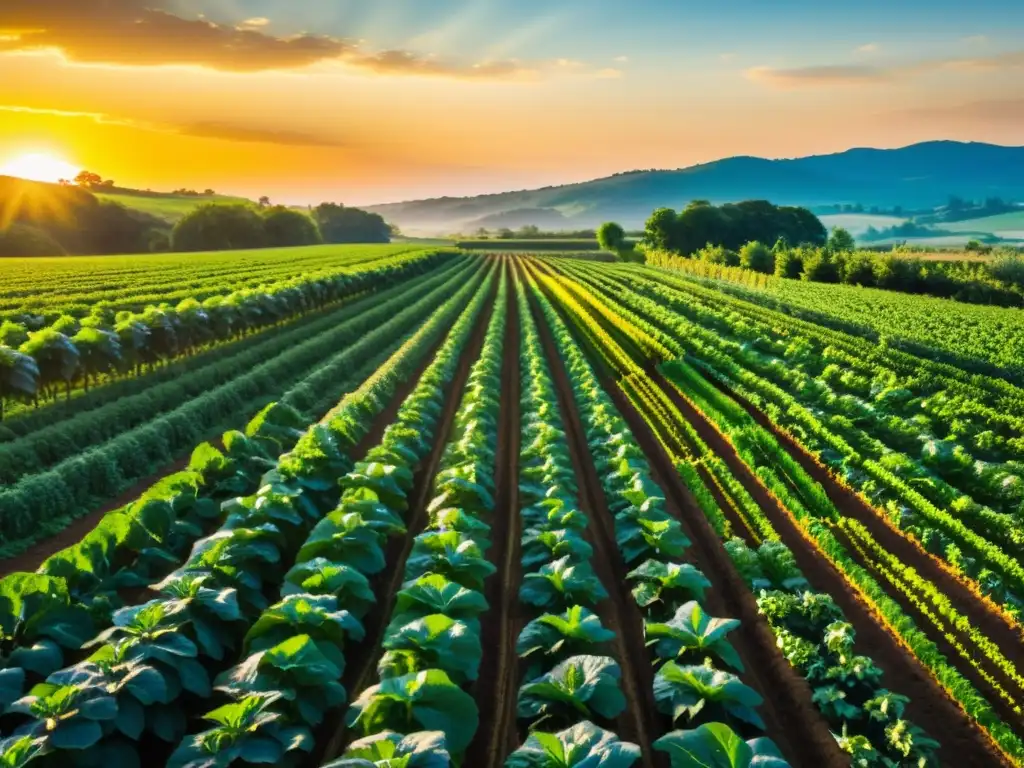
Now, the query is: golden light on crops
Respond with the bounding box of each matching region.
[0,152,80,184]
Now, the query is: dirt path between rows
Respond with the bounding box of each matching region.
[315,279,495,764]
[652,368,1012,767]
[466,257,524,767]
[529,283,665,768]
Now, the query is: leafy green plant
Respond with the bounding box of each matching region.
[387,574,489,632]
[506,720,641,768]
[614,507,690,565]
[378,615,482,684]
[243,594,364,673]
[653,722,789,768]
[346,669,478,754]
[281,559,376,617]
[626,560,710,619]
[323,730,450,767]
[653,662,765,730]
[517,655,626,729]
[644,602,743,671]
[516,606,614,676]
[403,531,496,592]
[295,513,388,575]
[520,557,608,611]
[168,693,312,768]
[215,635,346,727]
[521,529,593,570]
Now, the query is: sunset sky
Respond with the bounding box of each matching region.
[1,0,1023,205]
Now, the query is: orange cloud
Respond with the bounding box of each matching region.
[0,0,578,80]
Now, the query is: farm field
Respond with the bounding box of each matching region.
[944,211,1024,238]
[95,191,254,222]
[1,252,1024,768]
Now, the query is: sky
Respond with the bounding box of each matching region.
[1,0,1023,205]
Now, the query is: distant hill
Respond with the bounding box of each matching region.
[366,141,1024,234]
[96,189,252,222]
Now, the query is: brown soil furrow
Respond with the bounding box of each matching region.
[467,257,524,767]
[530,285,666,768]
[653,369,1012,768]
[314,282,495,764]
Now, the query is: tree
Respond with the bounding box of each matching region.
[258,196,271,208]
[597,222,626,253]
[739,241,773,274]
[827,226,856,254]
[644,208,680,253]
[74,170,103,187]
[71,327,121,391]
[0,224,66,257]
[313,203,391,244]
[19,329,79,402]
[171,203,268,252]
[497,228,514,240]
[262,206,322,247]
[203,189,216,196]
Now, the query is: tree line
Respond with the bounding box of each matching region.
[169,202,391,252]
[0,176,394,257]
[643,199,827,255]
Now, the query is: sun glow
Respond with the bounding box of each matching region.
[0,152,81,183]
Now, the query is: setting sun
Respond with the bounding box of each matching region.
[0,152,80,184]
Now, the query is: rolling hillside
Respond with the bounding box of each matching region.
[366,141,1024,233]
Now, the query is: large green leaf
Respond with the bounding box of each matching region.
[325,730,450,767]
[520,557,607,611]
[404,531,496,592]
[521,529,594,570]
[506,720,641,768]
[244,595,364,671]
[379,614,481,684]
[390,574,488,628]
[627,560,710,616]
[653,663,765,730]
[517,655,626,726]
[296,514,387,574]
[653,723,789,768]
[282,559,376,617]
[645,602,743,671]
[347,669,478,754]
[516,606,614,674]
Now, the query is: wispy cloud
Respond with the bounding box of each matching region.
[746,64,887,87]
[613,55,629,63]
[889,98,1024,124]
[0,0,588,80]
[595,68,623,79]
[856,42,879,54]
[0,102,347,147]
[747,50,1024,88]
[963,34,989,45]
[719,52,736,62]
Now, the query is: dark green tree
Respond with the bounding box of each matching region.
[171,203,268,252]
[263,206,322,247]
[597,221,626,253]
[827,226,856,254]
[314,203,390,244]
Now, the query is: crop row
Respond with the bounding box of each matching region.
[0,248,451,422]
[525,264,793,767]
[0,257,497,768]
[534,258,1022,763]
[0,245,430,318]
[555,259,1024,620]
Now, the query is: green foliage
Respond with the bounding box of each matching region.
[171,203,268,253]
[324,730,450,767]
[261,206,322,248]
[314,203,391,244]
[0,225,66,258]
[506,721,641,768]
[597,222,626,253]
[517,655,627,728]
[738,241,773,274]
[654,723,789,768]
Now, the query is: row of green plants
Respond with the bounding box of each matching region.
[502,271,644,765]
[0,248,452,418]
[0,260,479,554]
[0,257,469,481]
[0,245,428,321]
[0,258,498,768]
[338,268,509,760]
[612,263,1024,525]
[658,356,1024,763]
[556,260,1024,620]
[528,266,792,767]
[0,264,494,716]
[532,261,972,765]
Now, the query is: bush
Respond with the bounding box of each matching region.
[263,206,322,247]
[800,248,839,283]
[697,243,738,266]
[0,224,67,257]
[988,252,1024,289]
[774,248,803,279]
[837,251,876,286]
[171,203,268,252]
[739,241,773,274]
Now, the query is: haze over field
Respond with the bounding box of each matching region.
[1,0,1024,206]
